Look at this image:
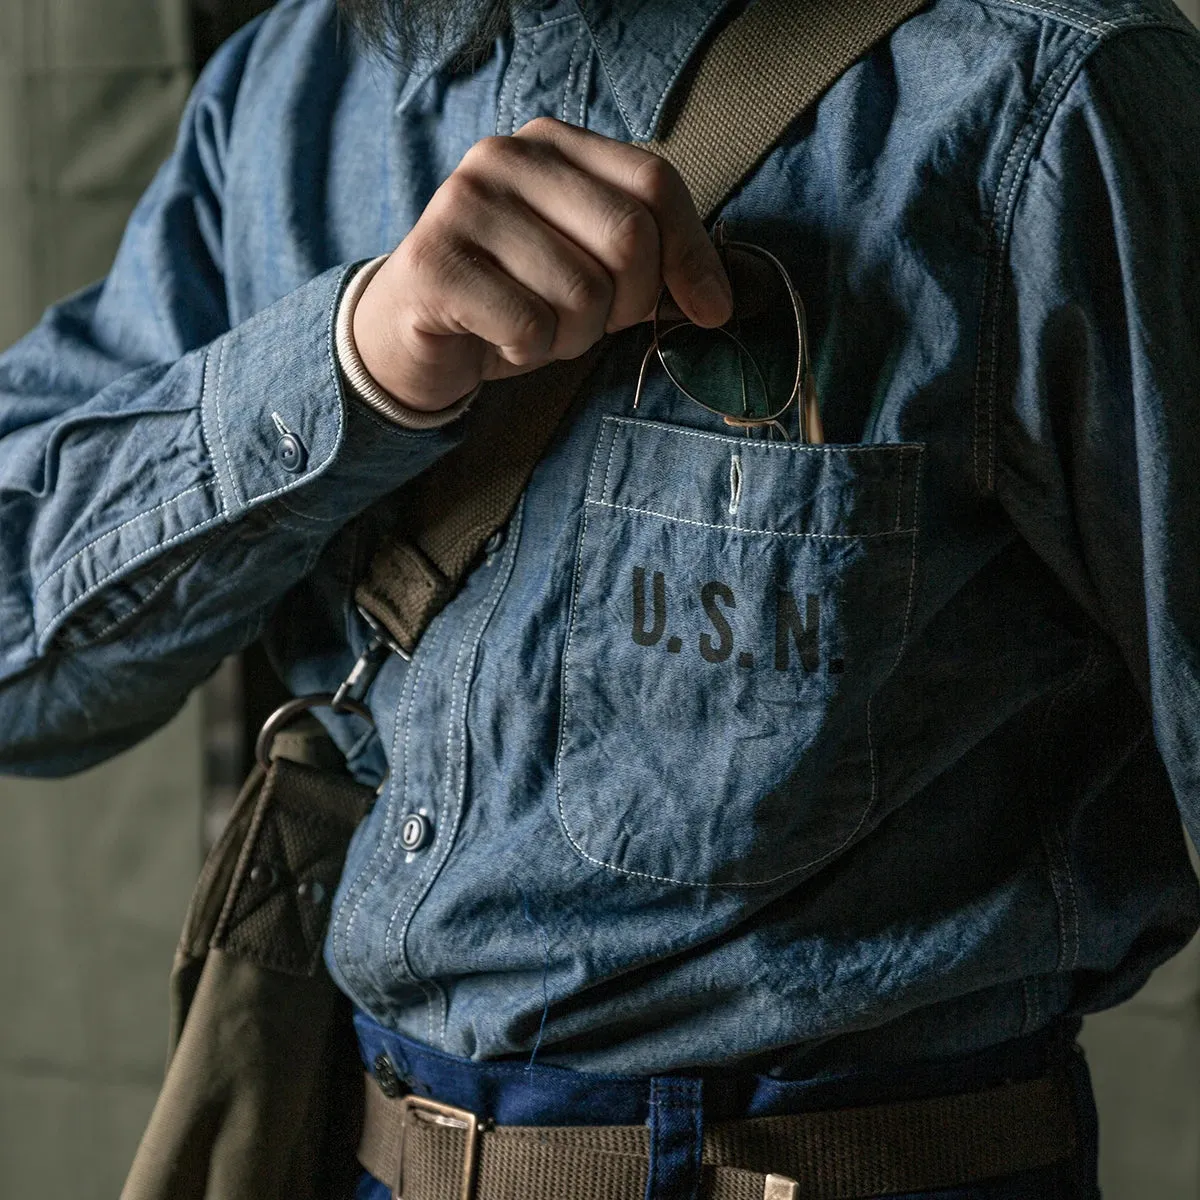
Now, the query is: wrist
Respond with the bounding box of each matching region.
[336,256,478,430]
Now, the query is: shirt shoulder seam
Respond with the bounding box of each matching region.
[969,0,1191,37]
[971,9,1184,494]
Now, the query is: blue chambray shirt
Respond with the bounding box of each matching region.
[2,0,1200,1077]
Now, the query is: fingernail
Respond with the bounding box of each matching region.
[693,273,733,326]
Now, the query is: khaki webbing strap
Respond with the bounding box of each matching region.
[354,0,931,656]
[355,348,604,652]
[359,1069,1076,1200]
[639,0,930,222]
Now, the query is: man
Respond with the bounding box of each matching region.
[2,0,1200,1195]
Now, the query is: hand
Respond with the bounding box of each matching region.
[351,116,734,413]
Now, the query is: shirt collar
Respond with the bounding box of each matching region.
[573,0,737,141]
[396,1,739,142]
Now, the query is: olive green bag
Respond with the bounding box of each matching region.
[121,2,928,1196]
[121,729,375,1200]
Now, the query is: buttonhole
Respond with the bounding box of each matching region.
[728,453,743,516]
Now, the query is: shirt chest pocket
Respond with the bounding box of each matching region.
[555,416,924,889]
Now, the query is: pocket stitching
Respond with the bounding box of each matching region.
[590,498,917,541]
[556,438,924,890]
[605,414,924,455]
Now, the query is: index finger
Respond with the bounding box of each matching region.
[514,117,733,328]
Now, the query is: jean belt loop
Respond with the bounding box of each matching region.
[645,1076,704,1200]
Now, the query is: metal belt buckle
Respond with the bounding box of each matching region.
[763,1175,800,1200]
[393,1094,483,1200]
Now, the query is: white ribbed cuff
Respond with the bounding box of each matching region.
[335,254,479,430]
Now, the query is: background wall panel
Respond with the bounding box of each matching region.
[0,0,200,1194]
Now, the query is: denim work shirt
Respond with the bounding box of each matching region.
[2,0,1200,1078]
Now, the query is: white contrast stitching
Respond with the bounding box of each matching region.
[212,336,242,508]
[512,13,577,33]
[554,433,924,891]
[560,29,585,124]
[35,482,210,604]
[978,50,1085,492]
[989,0,1117,33]
[214,271,349,512]
[40,507,226,647]
[83,531,220,643]
[575,45,592,127]
[1041,831,1070,971]
[1054,825,1082,973]
[199,345,229,514]
[385,502,524,1033]
[605,415,924,455]
[588,499,916,540]
[728,454,743,517]
[971,12,1172,491]
[508,28,539,134]
[1048,639,1097,971]
[599,421,620,503]
[334,629,424,1004]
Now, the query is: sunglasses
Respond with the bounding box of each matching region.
[633,220,822,444]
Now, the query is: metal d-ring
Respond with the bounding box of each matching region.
[254,693,375,770]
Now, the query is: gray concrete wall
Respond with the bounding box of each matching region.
[0,2,200,1195]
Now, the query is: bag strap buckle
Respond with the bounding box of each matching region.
[394,1094,484,1200]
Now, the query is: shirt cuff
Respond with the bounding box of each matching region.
[335,254,479,430]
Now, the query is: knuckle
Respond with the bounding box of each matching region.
[405,236,477,303]
[629,153,677,208]
[463,134,509,169]
[395,229,444,284]
[604,203,655,270]
[440,165,492,209]
[559,263,613,315]
[504,300,555,360]
[516,115,565,140]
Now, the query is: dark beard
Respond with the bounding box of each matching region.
[337,0,513,72]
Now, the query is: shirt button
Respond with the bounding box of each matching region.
[484,529,505,556]
[400,813,433,852]
[373,1053,403,1098]
[276,432,307,473]
[296,879,326,906]
[248,863,277,888]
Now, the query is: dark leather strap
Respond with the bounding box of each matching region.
[358,1068,1077,1200]
[354,0,931,656]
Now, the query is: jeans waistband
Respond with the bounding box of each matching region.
[352,1009,1085,1128]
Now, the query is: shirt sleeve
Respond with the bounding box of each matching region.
[995,21,1200,837]
[0,18,463,776]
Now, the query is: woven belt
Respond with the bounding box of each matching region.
[358,1066,1077,1200]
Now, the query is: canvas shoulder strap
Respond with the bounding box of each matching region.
[354,0,929,657]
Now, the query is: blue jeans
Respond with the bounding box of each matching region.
[352,1012,1099,1200]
